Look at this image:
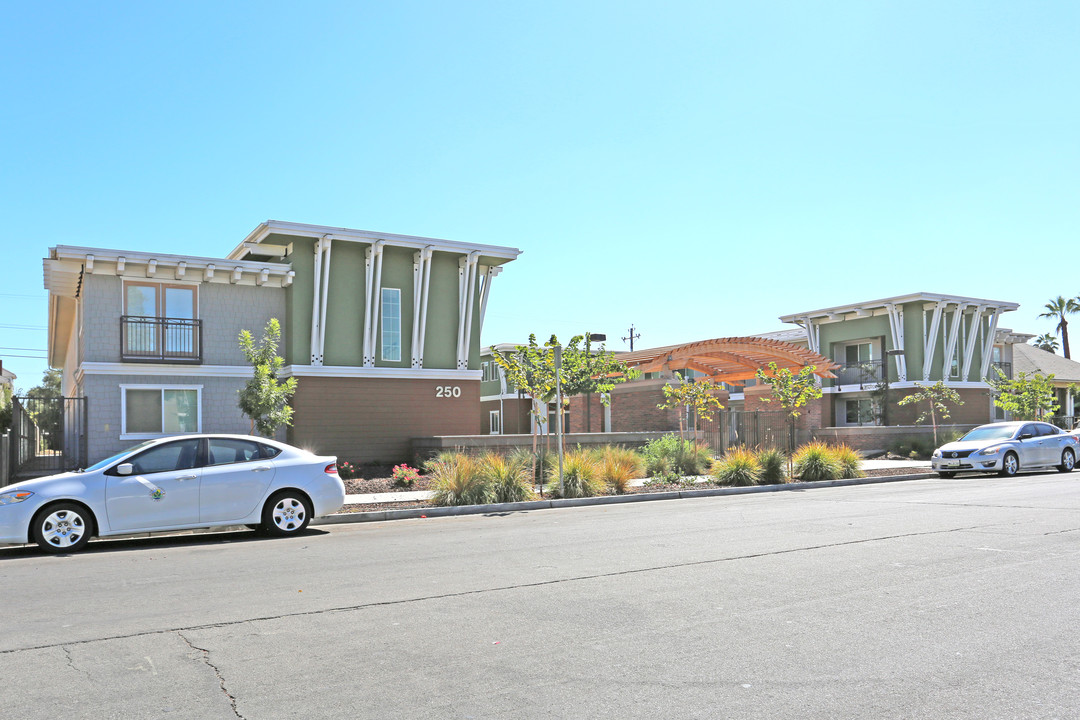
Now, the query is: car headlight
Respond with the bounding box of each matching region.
[978,445,1006,456]
[0,490,34,506]
[932,449,942,458]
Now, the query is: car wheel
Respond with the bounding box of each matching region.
[32,503,92,554]
[1058,448,1075,473]
[938,472,956,479]
[262,491,312,537]
[1000,452,1019,477]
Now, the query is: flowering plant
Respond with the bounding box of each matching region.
[391,463,421,487]
[337,461,360,480]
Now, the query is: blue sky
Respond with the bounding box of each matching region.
[2,1,1077,389]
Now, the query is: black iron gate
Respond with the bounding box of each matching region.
[702,410,804,455]
[9,396,87,482]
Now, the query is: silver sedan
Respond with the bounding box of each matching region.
[0,435,345,553]
[931,421,1078,478]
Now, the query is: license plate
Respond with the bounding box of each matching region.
[945,461,960,468]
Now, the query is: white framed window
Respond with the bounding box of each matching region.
[482,361,501,383]
[120,385,202,439]
[489,410,501,435]
[381,288,401,362]
[844,398,877,426]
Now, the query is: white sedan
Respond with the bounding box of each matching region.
[931,421,1078,478]
[0,435,345,554]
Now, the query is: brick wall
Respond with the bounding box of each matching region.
[289,375,481,464]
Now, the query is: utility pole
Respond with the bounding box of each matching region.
[622,325,641,351]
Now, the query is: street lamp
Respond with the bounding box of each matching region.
[553,344,564,496]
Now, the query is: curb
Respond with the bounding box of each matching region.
[313,471,938,526]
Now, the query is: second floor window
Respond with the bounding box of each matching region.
[123,282,198,358]
[381,288,401,362]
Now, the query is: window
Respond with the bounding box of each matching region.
[845,398,877,426]
[123,281,198,357]
[489,410,501,435]
[482,362,501,383]
[207,438,262,465]
[381,288,401,362]
[121,386,201,438]
[844,342,872,365]
[125,439,201,474]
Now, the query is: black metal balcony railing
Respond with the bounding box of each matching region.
[990,361,1012,380]
[829,360,884,387]
[121,316,202,363]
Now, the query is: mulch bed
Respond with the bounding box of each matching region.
[334,465,929,514]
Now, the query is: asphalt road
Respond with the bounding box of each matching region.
[2,471,1078,719]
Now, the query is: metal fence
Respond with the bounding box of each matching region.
[121,316,202,363]
[701,410,809,455]
[7,396,87,483]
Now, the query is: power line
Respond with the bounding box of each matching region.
[0,346,46,352]
[0,324,47,330]
[0,353,47,359]
[0,293,42,299]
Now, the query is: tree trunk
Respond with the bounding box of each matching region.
[1063,319,1071,359]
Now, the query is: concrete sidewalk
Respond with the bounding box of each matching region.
[341,459,933,506]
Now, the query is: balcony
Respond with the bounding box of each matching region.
[121,316,202,363]
[990,361,1012,380]
[829,360,884,388]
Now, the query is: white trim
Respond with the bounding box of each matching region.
[824,380,991,393]
[79,362,254,377]
[411,247,433,368]
[481,392,525,402]
[779,292,1019,323]
[960,304,985,380]
[228,220,522,262]
[119,384,203,438]
[281,365,481,380]
[362,241,385,367]
[922,301,946,380]
[883,303,906,381]
[980,308,1004,380]
[489,410,502,435]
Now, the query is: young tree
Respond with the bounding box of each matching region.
[237,319,298,437]
[657,373,724,438]
[755,362,823,472]
[896,381,963,446]
[986,368,1059,421]
[24,368,63,449]
[1032,333,1060,354]
[1038,296,1080,359]
[492,333,638,477]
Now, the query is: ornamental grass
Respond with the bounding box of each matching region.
[831,443,865,479]
[754,447,788,484]
[711,447,761,487]
[546,449,605,499]
[792,441,843,482]
[426,452,494,507]
[591,445,646,494]
[479,452,537,503]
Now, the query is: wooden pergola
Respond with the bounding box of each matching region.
[618,337,838,386]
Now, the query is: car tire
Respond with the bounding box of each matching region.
[1058,448,1075,473]
[32,502,92,554]
[262,491,313,537]
[1000,452,1019,477]
[938,472,956,479]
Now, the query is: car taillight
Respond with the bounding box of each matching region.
[325,463,338,474]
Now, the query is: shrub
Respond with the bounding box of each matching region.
[712,448,761,487]
[887,436,935,460]
[391,463,421,487]
[831,444,864,479]
[479,452,536,503]
[546,449,604,499]
[336,460,361,480]
[427,452,493,506]
[641,434,713,477]
[793,441,843,482]
[754,447,787,484]
[592,445,645,494]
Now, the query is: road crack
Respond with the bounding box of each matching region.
[61,645,89,678]
[2,522,1019,658]
[177,631,244,719]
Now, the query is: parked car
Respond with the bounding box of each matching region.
[0,435,345,554]
[931,421,1078,478]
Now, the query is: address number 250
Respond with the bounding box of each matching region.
[436,385,462,398]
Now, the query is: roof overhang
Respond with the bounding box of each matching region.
[780,292,1020,324]
[620,337,838,385]
[228,220,522,266]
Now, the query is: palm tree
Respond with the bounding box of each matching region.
[1033,333,1059,353]
[1038,296,1080,359]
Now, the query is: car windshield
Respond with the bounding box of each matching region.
[80,440,159,472]
[960,425,1017,442]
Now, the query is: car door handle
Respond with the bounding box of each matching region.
[252,466,272,473]
[177,474,198,481]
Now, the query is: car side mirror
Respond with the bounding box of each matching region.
[1019,433,1033,440]
[116,463,134,476]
